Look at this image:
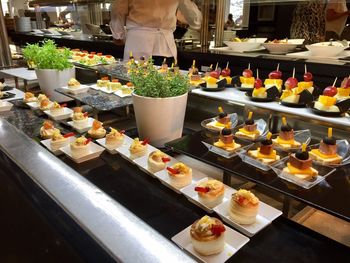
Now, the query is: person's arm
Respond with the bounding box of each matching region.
[110,0,128,43]
[326,4,350,22]
[178,0,202,31]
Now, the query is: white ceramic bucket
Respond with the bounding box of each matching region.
[35,67,75,102]
[132,92,188,147]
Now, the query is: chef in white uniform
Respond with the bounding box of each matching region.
[325,0,349,40]
[110,0,202,63]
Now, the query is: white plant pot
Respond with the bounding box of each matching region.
[132,92,188,147]
[35,68,75,102]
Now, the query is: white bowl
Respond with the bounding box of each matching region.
[224,38,267,52]
[306,42,347,57]
[262,43,298,54]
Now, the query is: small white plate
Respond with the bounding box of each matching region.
[0,101,13,112]
[67,117,94,133]
[95,137,128,154]
[214,196,282,237]
[172,223,249,263]
[26,101,39,110]
[44,107,73,121]
[114,90,132,97]
[89,84,114,94]
[61,85,90,95]
[133,154,178,178]
[154,167,207,194]
[116,138,158,161]
[60,141,105,163]
[180,177,235,213]
[41,137,75,155]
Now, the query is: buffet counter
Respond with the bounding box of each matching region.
[1,101,350,262]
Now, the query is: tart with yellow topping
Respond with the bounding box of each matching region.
[282,143,318,181]
[40,120,59,139]
[70,136,91,157]
[105,128,124,148]
[23,92,37,103]
[88,120,106,139]
[129,138,148,159]
[235,111,260,140]
[50,130,72,151]
[147,150,170,173]
[309,128,342,165]
[190,216,226,256]
[195,179,225,208]
[72,107,89,127]
[67,78,80,89]
[229,189,259,225]
[97,77,110,88]
[50,102,65,115]
[40,98,53,111]
[166,162,192,189]
[272,117,301,149]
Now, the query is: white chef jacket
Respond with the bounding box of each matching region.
[326,0,348,36]
[110,0,202,61]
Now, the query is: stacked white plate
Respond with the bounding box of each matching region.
[15,17,31,32]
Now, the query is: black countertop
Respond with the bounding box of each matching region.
[1,99,350,262]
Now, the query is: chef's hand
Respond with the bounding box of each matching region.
[113,39,125,46]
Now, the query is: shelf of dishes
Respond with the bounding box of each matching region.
[218,38,350,59]
[190,65,350,129]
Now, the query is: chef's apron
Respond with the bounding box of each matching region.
[123,26,177,61]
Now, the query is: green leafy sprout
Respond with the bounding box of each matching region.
[22,39,72,70]
[129,58,189,98]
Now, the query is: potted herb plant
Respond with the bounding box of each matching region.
[22,39,74,102]
[22,42,39,70]
[130,60,190,147]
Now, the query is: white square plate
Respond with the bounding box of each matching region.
[67,117,94,133]
[114,90,132,97]
[0,101,13,112]
[40,137,75,155]
[172,223,249,263]
[89,84,114,94]
[60,141,105,163]
[116,138,158,161]
[26,101,39,110]
[44,107,73,121]
[96,136,129,154]
[214,196,282,237]
[133,154,178,178]
[61,85,90,95]
[180,177,235,214]
[154,167,207,194]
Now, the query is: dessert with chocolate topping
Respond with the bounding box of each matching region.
[310,127,342,164]
[272,117,301,149]
[248,132,280,164]
[205,106,232,131]
[214,124,241,152]
[282,143,318,181]
[235,111,260,140]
